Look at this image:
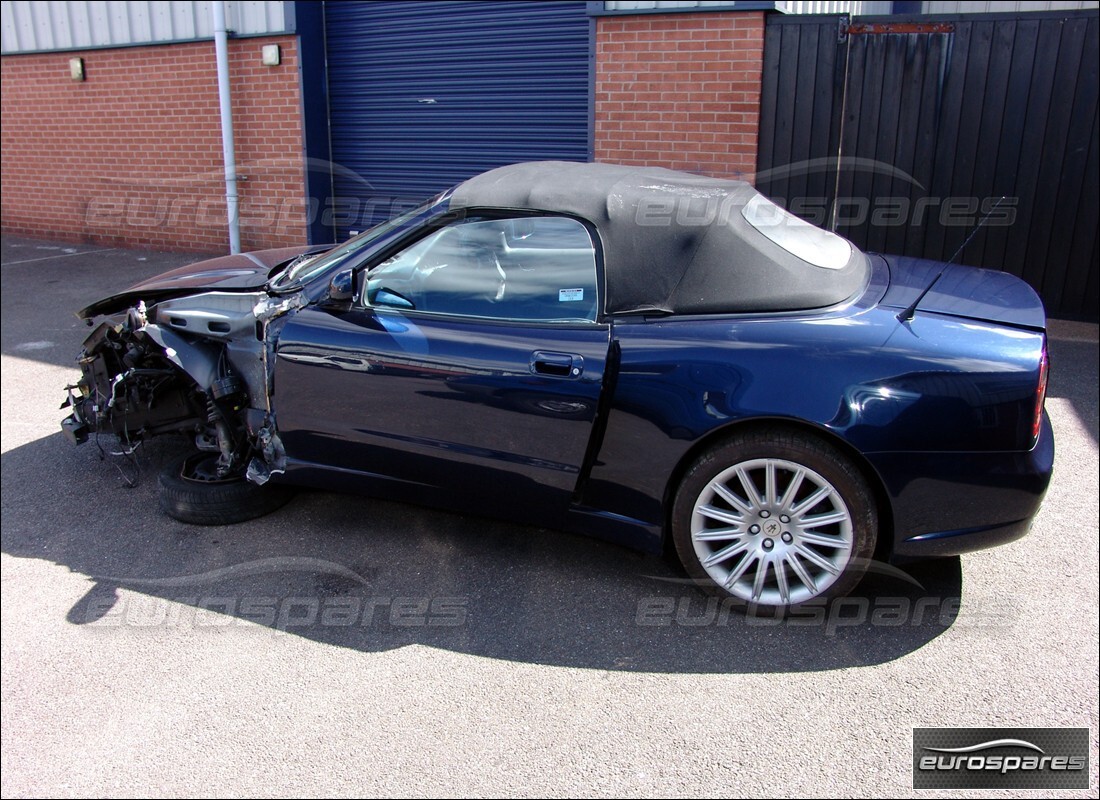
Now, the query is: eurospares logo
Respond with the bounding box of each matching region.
[912,728,1089,789]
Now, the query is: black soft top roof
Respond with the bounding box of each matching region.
[449,161,869,315]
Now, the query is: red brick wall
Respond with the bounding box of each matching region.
[1,35,306,253]
[595,12,765,181]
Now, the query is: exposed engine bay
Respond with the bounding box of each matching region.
[62,290,307,485]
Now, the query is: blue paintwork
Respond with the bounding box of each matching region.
[89,196,1052,561]
[275,307,609,518]
[76,244,330,319]
[555,258,1051,553]
[268,229,1052,558]
[878,254,1047,330]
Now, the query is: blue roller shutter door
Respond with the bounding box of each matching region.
[324,0,592,238]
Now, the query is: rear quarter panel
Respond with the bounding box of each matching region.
[585,302,1046,538]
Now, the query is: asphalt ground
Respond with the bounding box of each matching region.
[1,234,1097,797]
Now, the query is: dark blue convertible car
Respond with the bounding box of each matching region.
[63,161,1053,612]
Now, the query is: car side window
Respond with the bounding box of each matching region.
[364,216,599,323]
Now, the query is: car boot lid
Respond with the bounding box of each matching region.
[878,254,1046,331]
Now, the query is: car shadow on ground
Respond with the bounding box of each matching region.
[2,431,965,675]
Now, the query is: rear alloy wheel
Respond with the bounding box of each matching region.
[158,451,293,525]
[672,429,877,612]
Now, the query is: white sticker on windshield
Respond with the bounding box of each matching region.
[559,288,584,302]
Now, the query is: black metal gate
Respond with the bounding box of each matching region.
[756,10,1098,320]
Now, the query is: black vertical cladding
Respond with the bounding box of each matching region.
[882,30,926,258]
[1002,18,1062,285]
[771,21,802,207]
[984,18,1039,278]
[807,21,841,219]
[788,21,820,217]
[964,18,1014,271]
[1037,15,1097,314]
[833,19,864,232]
[756,19,781,198]
[918,20,969,264]
[1022,17,1086,296]
[759,15,843,220]
[1063,107,1099,310]
[756,10,1099,320]
[863,30,903,256]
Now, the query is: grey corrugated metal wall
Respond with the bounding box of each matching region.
[0,1,291,53]
[921,1,1098,13]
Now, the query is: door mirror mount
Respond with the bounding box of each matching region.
[321,269,355,311]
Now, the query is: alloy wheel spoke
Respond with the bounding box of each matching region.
[723,552,756,590]
[779,468,805,512]
[799,510,848,529]
[751,557,770,601]
[712,482,753,514]
[790,485,831,517]
[785,551,817,593]
[798,530,848,549]
[775,558,791,604]
[764,461,777,506]
[735,467,762,508]
[701,540,750,567]
[694,526,743,542]
[794,544,841,576]
[698,505,741,526]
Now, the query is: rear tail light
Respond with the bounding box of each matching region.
[1032,343,1048,444]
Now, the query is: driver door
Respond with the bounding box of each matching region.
[273,214,610,516]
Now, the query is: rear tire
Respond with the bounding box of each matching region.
[671,427,877,613]
[158,451,293,525]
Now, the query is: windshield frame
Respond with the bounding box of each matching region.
[268,190,453,292]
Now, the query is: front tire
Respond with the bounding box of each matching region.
[158,451,293,525]
[671,428,877,612]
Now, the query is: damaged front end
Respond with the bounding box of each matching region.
[62,290,305,486]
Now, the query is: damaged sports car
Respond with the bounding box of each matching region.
[62,161,1053,611]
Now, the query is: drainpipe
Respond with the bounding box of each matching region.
[212,1,241,254]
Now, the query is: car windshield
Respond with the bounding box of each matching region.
[269,191,451,290]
